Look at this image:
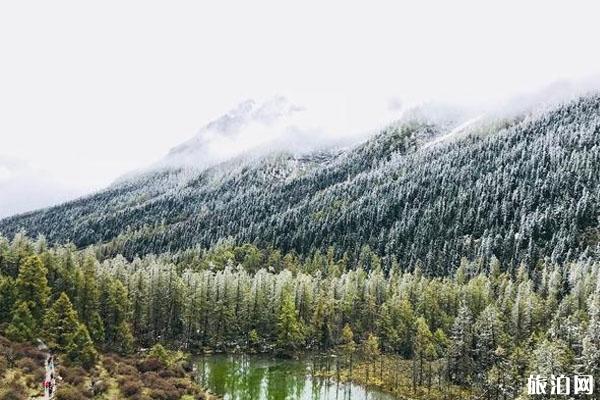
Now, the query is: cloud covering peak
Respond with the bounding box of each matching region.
[159,95,394,171]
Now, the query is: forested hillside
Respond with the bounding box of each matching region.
[2,94,600,398]
[0,235,216,399]
[2,234,600,399]
[1,95,599,275]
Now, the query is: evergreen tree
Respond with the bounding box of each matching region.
[129,271,148,339]
[448,302,475,385]
[66,323,98,369]
[44,292,81,351]
[531,339,573,377]
[75,252,101,330]
[582,281,600,380]
[3,232,600,397]
[100,278,134,351]
[276,286,304,353]
[6,301,36,342]
[362,333,380,382]
[88,312,105,345]
[474,305,505,381]
[54,248,77,301]
[114,321,135,355]
[15,255,50,321]
[0,275,16,324]
[311,286,333,348]
[413,317,435,388]
[339,323,356,355]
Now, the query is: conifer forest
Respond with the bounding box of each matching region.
[1,93,600,399]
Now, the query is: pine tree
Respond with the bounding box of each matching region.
[338,324,357,376]
[378,302,400,352]
[6,301,36,342]
[88,312,105,345]
[130,271,148,339]
[101,278,135,351]
[474,305,504,381]
[311,286,333,348]
[67,323,97,369]
[114,321,135,355]
[15,255,50,321]
[582,280,600,380]
[75,252,101,330]
[0,275,16,324]
[54,248,77,301]
[531,339,573,377]
[339,324,356,355]
[276,286,304,353]
[433,328,450,358]
[413,317,435,388]
[44,292,81,351]
[448,302,474,385]
[362,333,380,383]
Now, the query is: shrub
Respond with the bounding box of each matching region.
[141,371,161,386]
[148,388,180,400]
[58,365,86,386]
[0,336,11,348]
[25,367,46,389]
[14,343,46,362]
[120,380,143,397]
[158,368,176,378]
[0,356,8,375]
[102,356,118,373]
[147,344,185,367]
[33,364,46,382]
[109,353,125,363]
[0,389,25,400]
[157,363,185,378]
[0,381,27,400]
[91,379,108,395]
[172,378,197,392]
[16,356,38,373]
[145,376,181,400]
[137,357,164,372]
[55,384,87,400]
[118,362,139,376]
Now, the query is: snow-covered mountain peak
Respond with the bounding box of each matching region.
[160,96,306,170]
[188,96,303,138]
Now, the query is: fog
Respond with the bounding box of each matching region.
[1,1,599,217]
[0,156,86,218]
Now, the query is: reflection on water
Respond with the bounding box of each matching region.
[195,354,398,400]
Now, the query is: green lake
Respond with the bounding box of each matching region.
[194,354,398,400]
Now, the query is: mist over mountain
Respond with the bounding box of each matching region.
[2,90,599,275]
[0,155,86,218]
[160,96,306,169]
[151,95,404,173]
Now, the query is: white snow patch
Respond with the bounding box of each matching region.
[422,115,484,149]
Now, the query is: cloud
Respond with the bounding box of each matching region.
[157,94,406,171]
[154,76,600,174]
[0,166,13,183]
[0,155,85,219]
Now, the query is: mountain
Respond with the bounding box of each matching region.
[157,96,307,171]
[1,94,599,274]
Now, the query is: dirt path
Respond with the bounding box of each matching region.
[43,356,57,399]
[33,352,57,400]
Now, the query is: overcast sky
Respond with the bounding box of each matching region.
[1,0,600,217]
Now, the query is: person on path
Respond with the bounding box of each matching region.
[42,353,57,400]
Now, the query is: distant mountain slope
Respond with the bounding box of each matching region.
[1,95,599,274]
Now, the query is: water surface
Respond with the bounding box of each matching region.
[195,354,398,400]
